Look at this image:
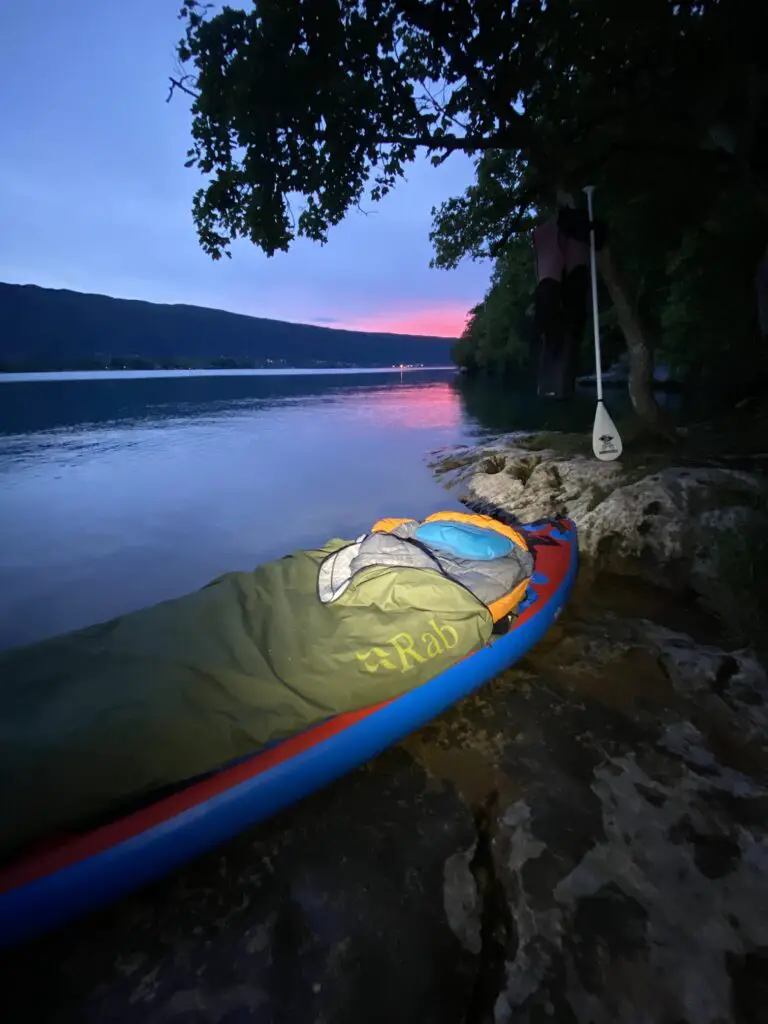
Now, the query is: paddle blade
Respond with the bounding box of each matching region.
[592,401,623,461]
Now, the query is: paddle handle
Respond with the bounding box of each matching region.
[583,186,603,403]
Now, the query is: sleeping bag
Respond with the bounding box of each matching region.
[0,512,533,859]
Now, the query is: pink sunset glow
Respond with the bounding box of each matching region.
[336,304,472,338]
[364,382,462,430]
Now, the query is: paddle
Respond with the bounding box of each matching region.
[583,185,622,461]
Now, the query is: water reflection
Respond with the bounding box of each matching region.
[0,366,683,443]
[0,370,471,648]
[453,371,682,438]
[0,368,459,436]
[0,366,684,649]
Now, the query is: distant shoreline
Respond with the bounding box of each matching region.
[0,283,458,372]
[0,365,457,383]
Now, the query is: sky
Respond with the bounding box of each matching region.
[0,1,492,338]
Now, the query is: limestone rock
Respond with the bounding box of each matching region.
[635,620,768,751]
[443,843,482,955]
[432,442,768,636]
[434,613,768,1024]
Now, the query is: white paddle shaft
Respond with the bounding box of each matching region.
[583,185,603,403]
[582,186,622,461]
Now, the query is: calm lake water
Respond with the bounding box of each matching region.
[0,367,624,650]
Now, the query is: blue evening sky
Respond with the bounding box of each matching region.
[0,0,492,336]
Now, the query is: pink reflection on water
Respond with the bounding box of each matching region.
[358,381,462,430]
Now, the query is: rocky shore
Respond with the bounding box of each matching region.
[431,432,768,649]
[2,431,768,1024]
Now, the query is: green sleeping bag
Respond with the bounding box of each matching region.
[0,538,494,858]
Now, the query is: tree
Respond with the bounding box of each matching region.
[173,0,539,259]
[437,141,768,412]
[172,0,767,422]
[426,2,768,421]
[451,306,482,373]
[453,234,536,376]
[174,0,741,256]
[661,184,767,398]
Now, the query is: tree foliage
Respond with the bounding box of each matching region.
[423,0,768,399]
[174,0,768,405]
[444,147,767,394]
[177,1,763,257]
[660,185,766,392]
[176,0,558,259]
[451,232,537,375]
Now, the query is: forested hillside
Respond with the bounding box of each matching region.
[0,283,454,371]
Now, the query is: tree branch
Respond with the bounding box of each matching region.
[167,76,200,103]
[382,129,523,153]
[415,78,470,133]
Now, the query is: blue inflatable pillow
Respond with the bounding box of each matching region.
[414,520,515,561]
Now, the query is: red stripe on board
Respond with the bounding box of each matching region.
[0,520,572,893]
[0,702,390,892]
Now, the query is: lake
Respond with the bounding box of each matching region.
[0,367,624,650]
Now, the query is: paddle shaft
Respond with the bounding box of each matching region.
[583,186,603,403]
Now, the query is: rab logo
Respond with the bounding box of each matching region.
[355,619,460,673]
[355,647,398,673]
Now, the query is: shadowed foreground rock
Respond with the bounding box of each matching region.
[455,613,768,1024]
[1,752,479,1024]
[3,592,768,1024]
[2,442,768,1023]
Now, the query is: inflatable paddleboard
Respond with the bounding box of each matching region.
[0,515,577,947]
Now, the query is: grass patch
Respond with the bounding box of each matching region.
[509,454,542,484]
[432,454,476,476]
[517,431,591,455]
[481,453,507,474]
[517,413,698,458]
[516,398,768,466]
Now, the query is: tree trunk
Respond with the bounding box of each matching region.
[596,245,675,434]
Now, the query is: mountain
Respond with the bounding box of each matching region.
[0,283,456,371]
